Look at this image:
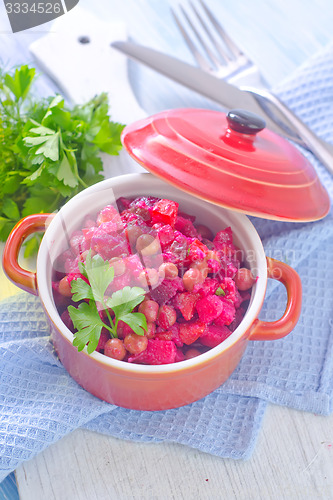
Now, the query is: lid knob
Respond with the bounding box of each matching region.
[226,109,266,135]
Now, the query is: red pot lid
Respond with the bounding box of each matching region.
[121,108,330,222]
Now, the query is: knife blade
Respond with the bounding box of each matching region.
[111,41,333,176]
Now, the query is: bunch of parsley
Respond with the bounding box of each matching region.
[0,65,124,255]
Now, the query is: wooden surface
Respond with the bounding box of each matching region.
[0,0,333,498]
[15,406,333,499]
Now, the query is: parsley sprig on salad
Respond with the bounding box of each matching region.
[0,65,124,255]
[68,250,147,354]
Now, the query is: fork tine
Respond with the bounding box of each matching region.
[172,0,268,88]
[171,8,212,72]
[190,1,233,64]
[179,4,229,68]
[198,0,245,60]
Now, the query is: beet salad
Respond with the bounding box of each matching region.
[52,196,256,365]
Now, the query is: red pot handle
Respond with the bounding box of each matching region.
[248,256,302,341]
[2,214,53,296]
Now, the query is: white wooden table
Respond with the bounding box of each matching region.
[15,408,333,499]
[1,0,333,498]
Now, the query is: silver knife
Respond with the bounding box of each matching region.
[111,41,333,176]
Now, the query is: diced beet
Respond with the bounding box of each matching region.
[53,249,74,276]
[98,220,122,235]
[169,232,188,265]
[187,239,209,263]
[116,196,133,212]
[82,216,96,228]
[61,309,74,331]
[140,254,164,272]
[128,197,152,222]
[201,238,215,250]
[191,281,205,295]
[91,228,128,260]
[168,324,183,347]
[116,320,135,339]
[195,294,223,324]
[130,196,159,208]
[178,211,196,223]
[206,258,220,274]
[56,272,89,298]
[67,272,89,286]
[200,324,232,348]
[194,224,213,240]
[151,199,179,227]
[174,216,199,238]
[128,339,177,365]
[121,210,150,227]
[198,277,219,297]
[152,223,175,249]
[213,227,233,247]
[214,298,236,326]
[106,272,133,294]
[221,278,243,307]
[64,256,80,274]
[97,205,123,228]
[175,349,186,362]
[234,289,244,308]
[96,329,111,352]
[70,231,90,255]
[162,251,178,266]
[123,254,144,277]
[150,277,184,304]
[157,305,177,329]
[229,307,245,332]
[220,278,236,301]
[179,320,207,345]
[82,226,97,243]
[215,254,239,279]
[156,323,183,347]
[173,292,200,321]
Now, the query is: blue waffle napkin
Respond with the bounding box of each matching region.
[1,43,333,481]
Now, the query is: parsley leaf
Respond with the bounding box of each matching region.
[119,312,147,337]
[215,287,226,296]
[68,252,147,353]
[69,301,105,354]
[4,65,35,101]
[2,198,20,220]
[106,286,147,336]
[56,153,78,188]
[70,278,94,302]
[24,129,60,161]
[106,286,147,318]
[83,250,115,304]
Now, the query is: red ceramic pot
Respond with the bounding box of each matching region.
[3,173,302,411]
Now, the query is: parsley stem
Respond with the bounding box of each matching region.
[104,306,117,338]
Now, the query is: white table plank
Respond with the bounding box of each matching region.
[16,405,333,499]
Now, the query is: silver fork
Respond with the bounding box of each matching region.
[171,0,269,89]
